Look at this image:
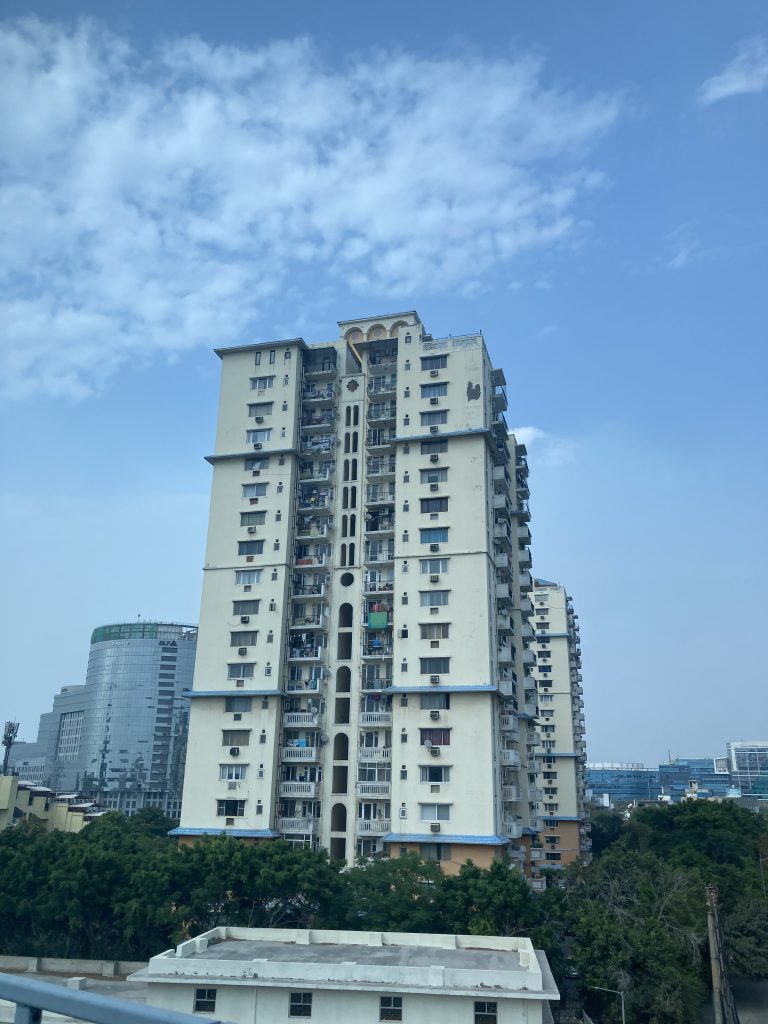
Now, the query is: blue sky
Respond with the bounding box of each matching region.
[1,1,766,765]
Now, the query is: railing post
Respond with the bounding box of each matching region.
[14,1005,42,1024]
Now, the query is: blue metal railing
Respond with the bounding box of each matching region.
[0,971,230,1024]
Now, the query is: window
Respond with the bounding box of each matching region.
[245,457,269,471]
[421,355,448,371]
[420,467,448,483]
[419,728,451,746]
[420,843,452,861]
[419,622,450,640]
[419,803,450,820]
[242,483,268,498]
[420,497,448,513]
[230,631,258,646]
[225,697,253,713]
[222,730,250,746]
[233,600,261,616]
[248,402,273,417]
[269,349,276,364]
[419,693,450,710]
[246,428,272,443]
[235,569,262,585]
[420,439,448,454]
[419,528,448,544]
[420,382,448,398]
[475,1002,497,1024]
[420,765,450,782]
[216,799,245,816]
[420,590,449,607]
[237,541,264,556]
[420,410,448,426]
[289,992,313,1017]
[380,996,403,1021]
[419,558,448,574]
[420,657,449,674]
[250,375,274,390]
[219,764,247,780]
[240,511,266,526]
[194,988,217,1013]
[227,663,255,679]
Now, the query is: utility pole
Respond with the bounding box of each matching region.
[2,721,19,775]
[706,885,741,1024]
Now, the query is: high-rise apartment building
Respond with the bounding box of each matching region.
[175,312,539,872]
[528,580,590,871]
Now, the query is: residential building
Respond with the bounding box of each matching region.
[175,313,540,872]
[528,580,590,875]
[141,927,559,1024]
[586,763,661,805]
[0,776,104,832]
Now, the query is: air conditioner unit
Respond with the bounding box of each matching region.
[430,369,439,378]
[429,425,439,434]
[430,640,440,649]
[252,469,261,476]
[429,710,440,721]
[235,678,244,684]
[398,629,409,639]
[429,543,440,552]
[238,647,248,655]
[429,483,439,492]
[227,781,237,791]
[429,574,440,583]
[233,713,242,722]
[430,606,439,615]
[399,807,407,819]
[240,615,250,624]
[250,497,259,504]
[429,397,439,405]
[429,454,439,463]
[245,555,254,562]
[429,675,440,684]
[229,747,240,756]
[247,526,257,534]
[430,747,441,758]
[225,816,235,826]
[430,820,441,831]
[253,443,263,450]
[243,585,252,592]
[255,416,264,423]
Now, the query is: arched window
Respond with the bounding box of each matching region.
[333,733,349,760]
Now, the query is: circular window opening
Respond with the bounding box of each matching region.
[340,572,354,587]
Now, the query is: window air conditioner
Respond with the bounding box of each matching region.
[252,469,261,476]
[430,369,439,377]
[235,678,244,685]
[225,817,235,826]
[238,647,248,655]
[227,781,237,791]
[245,555,254,562]
[430,747,441,758]
[429,483,439,492]
[429,454,439,463]
[247,527,257,534]
[429,675,440,684]
[430,820,441,831]
[255,416,264,423]
[430,606,439,615]
[429,544,440,552]
[240,615,250,624]
[243,585,252,592]
[253,443,263,450]
[429,710,440,721]
[429,397,439,405]
[250,497,259,504]
[399,807,407,819]
[429,425,439,434]
[429,574,440,583]
[229,747,240,756]
[430,640,440,649]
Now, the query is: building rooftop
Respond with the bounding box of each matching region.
[144,927,559,1000]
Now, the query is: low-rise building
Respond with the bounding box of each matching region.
[141,927,558,1024]
[0,775,104,832]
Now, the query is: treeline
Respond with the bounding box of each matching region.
[1,802,766,1024]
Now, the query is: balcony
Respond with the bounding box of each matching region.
[302,384,336,403]
[359,711,393,726]
[300,411,336,433]
[356,818,391,833]
[365,517,395,536]
[287,644,326,661]
[518,546,532,568]
[494,522,511,547]
[499,714,518,734]
[519,571,533,592]
[497,645,514,665]
[358,746,392,760]
[523,648,536,665]
[530,787,545,802]
[366,430,397,450]
[283,711,320,727]
[281,745,319,761]
[362,643,393,659]
[493,384,508,412]
[293,553,327,568]
[304,359,337,379]
[363,577,394,596]
[523,701,538,718]
[291,583,327,600]
[502,817,523,839]
[496,613,514,633]
[279,780,320,798]
[299,465,334,482]
[494,551,511,576]
[297,492,332,514]
[367,403,397,425]
[356,781,391,798]
[498,679,517,698]
[496,582,513,604]
[500,749,521,767]
[366,486,396,505]
[510,500,531,521]
[365,549,395,566]
[492,464,511,486]
[368,376,397,395]
[529,847,544,861]
[290,612,328,631]
[493,493,511,519]
[517,525,532,544]
[279,817,319,834]
[366,457,396,478]
[361,674,393,691]
[519,598,534,616]
[295,520,331,540]
[300,435,337,455]
[502,784,520,801]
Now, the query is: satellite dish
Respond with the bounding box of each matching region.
[424,739,433,748]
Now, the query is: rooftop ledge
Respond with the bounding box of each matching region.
[144,927,559,1000]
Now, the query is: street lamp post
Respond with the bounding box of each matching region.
[590,986,626,1024]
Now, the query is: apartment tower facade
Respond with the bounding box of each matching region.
[528,580,590,873]
[175,313,539,871]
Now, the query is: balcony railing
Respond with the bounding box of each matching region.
[502,784,520,801]
[279,780,319,798]
[501,749,521,767]
[502,818,523,839]
[302,385,336,402]
[365,431,397,448]
[358,746,391,760]
[282,712,320,727]
[356,781,392,797]
[293,554,327,567]
[281,746,319,761]
[300,412,336,432]
[356,818,391,833]
[366,458,396,477]
[365,518,395,535]
[300,435,337,454]
[362,644,393,658]
[304,361,337,379]
[364,551,395,565]
[287,645,326,660]
[368,376,397,394]
[361,674,393,690]
[366,487,396,504]
[291,584,327,599]
[359,711,393,726]
[279,817,319,834]
[363,578,394,595]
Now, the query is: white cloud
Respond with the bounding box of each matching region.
[697,36,768,106]
[0,19,620,399]
[510,425,576,467]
